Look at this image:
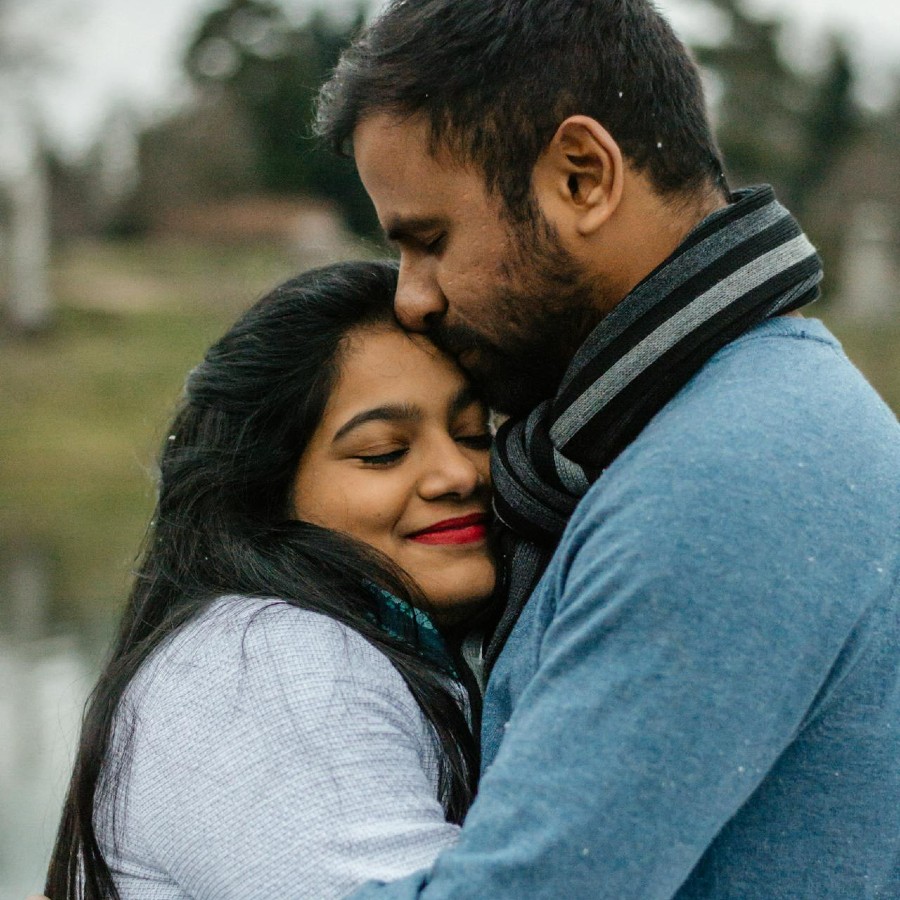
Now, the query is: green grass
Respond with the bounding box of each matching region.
[3,307,210,610]
[1,240,897,622]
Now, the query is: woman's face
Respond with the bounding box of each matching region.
[291,325,495,623]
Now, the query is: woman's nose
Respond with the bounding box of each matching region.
[395,257,447,333]
[417,439,484,500]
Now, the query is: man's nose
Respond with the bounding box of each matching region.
[394,257,447,332]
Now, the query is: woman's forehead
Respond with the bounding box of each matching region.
[326,326,473,421]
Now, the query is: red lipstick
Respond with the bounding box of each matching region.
[409,513,488,545]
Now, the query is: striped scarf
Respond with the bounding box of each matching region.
[486,186,823,670]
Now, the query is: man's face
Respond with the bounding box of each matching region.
[353,113,601,416]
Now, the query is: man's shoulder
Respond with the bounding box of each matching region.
[603,316,897,495]
[558,316,898,590]
[657,316,893,450]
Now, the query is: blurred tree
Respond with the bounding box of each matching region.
[184,0,377,236]
[793,39,860,213]
[692,0,807,200]
[690,0,860,217]
[686,0,869,297]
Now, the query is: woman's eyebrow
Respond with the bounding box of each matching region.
[449,385,481,419]
[332,403,421,443]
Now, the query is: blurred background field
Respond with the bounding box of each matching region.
[2,239,311,621]
[1,0,899,895]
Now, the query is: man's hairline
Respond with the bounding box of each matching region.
[348,106,726,223]
[349,106,529,219]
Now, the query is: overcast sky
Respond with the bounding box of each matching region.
[6,0,899,158]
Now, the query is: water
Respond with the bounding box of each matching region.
[0,547,112,899]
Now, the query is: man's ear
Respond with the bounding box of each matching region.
[533,116,624,237]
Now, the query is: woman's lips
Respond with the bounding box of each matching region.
[408,513,488,545]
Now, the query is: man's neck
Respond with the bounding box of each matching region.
[590,181,729,319]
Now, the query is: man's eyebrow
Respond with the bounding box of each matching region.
[332,403,422,443]
[384,216,444,243]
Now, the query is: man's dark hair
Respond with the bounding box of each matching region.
[317,0,728,219]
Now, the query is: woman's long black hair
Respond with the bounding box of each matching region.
[45,260,480,900]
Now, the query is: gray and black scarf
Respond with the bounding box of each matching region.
[485,185,823,672]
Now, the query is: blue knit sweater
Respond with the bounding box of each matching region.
[351,317,900,899]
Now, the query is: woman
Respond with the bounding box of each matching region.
[45,260,497,900]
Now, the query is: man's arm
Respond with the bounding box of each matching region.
[350,448,865,898]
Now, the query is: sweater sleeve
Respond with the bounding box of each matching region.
[106,598,459,900]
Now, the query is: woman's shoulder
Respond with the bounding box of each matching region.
[158,594,393,662]
[128,595,422,724]
[102,598,454,896]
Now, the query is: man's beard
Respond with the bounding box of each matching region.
[430,214,610,417]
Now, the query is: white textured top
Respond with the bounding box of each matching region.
[97,596,460,899]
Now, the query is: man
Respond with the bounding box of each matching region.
[316,1,900,897]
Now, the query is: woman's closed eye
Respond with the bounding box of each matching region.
[354,433,489,466]
[355,448,409,466]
